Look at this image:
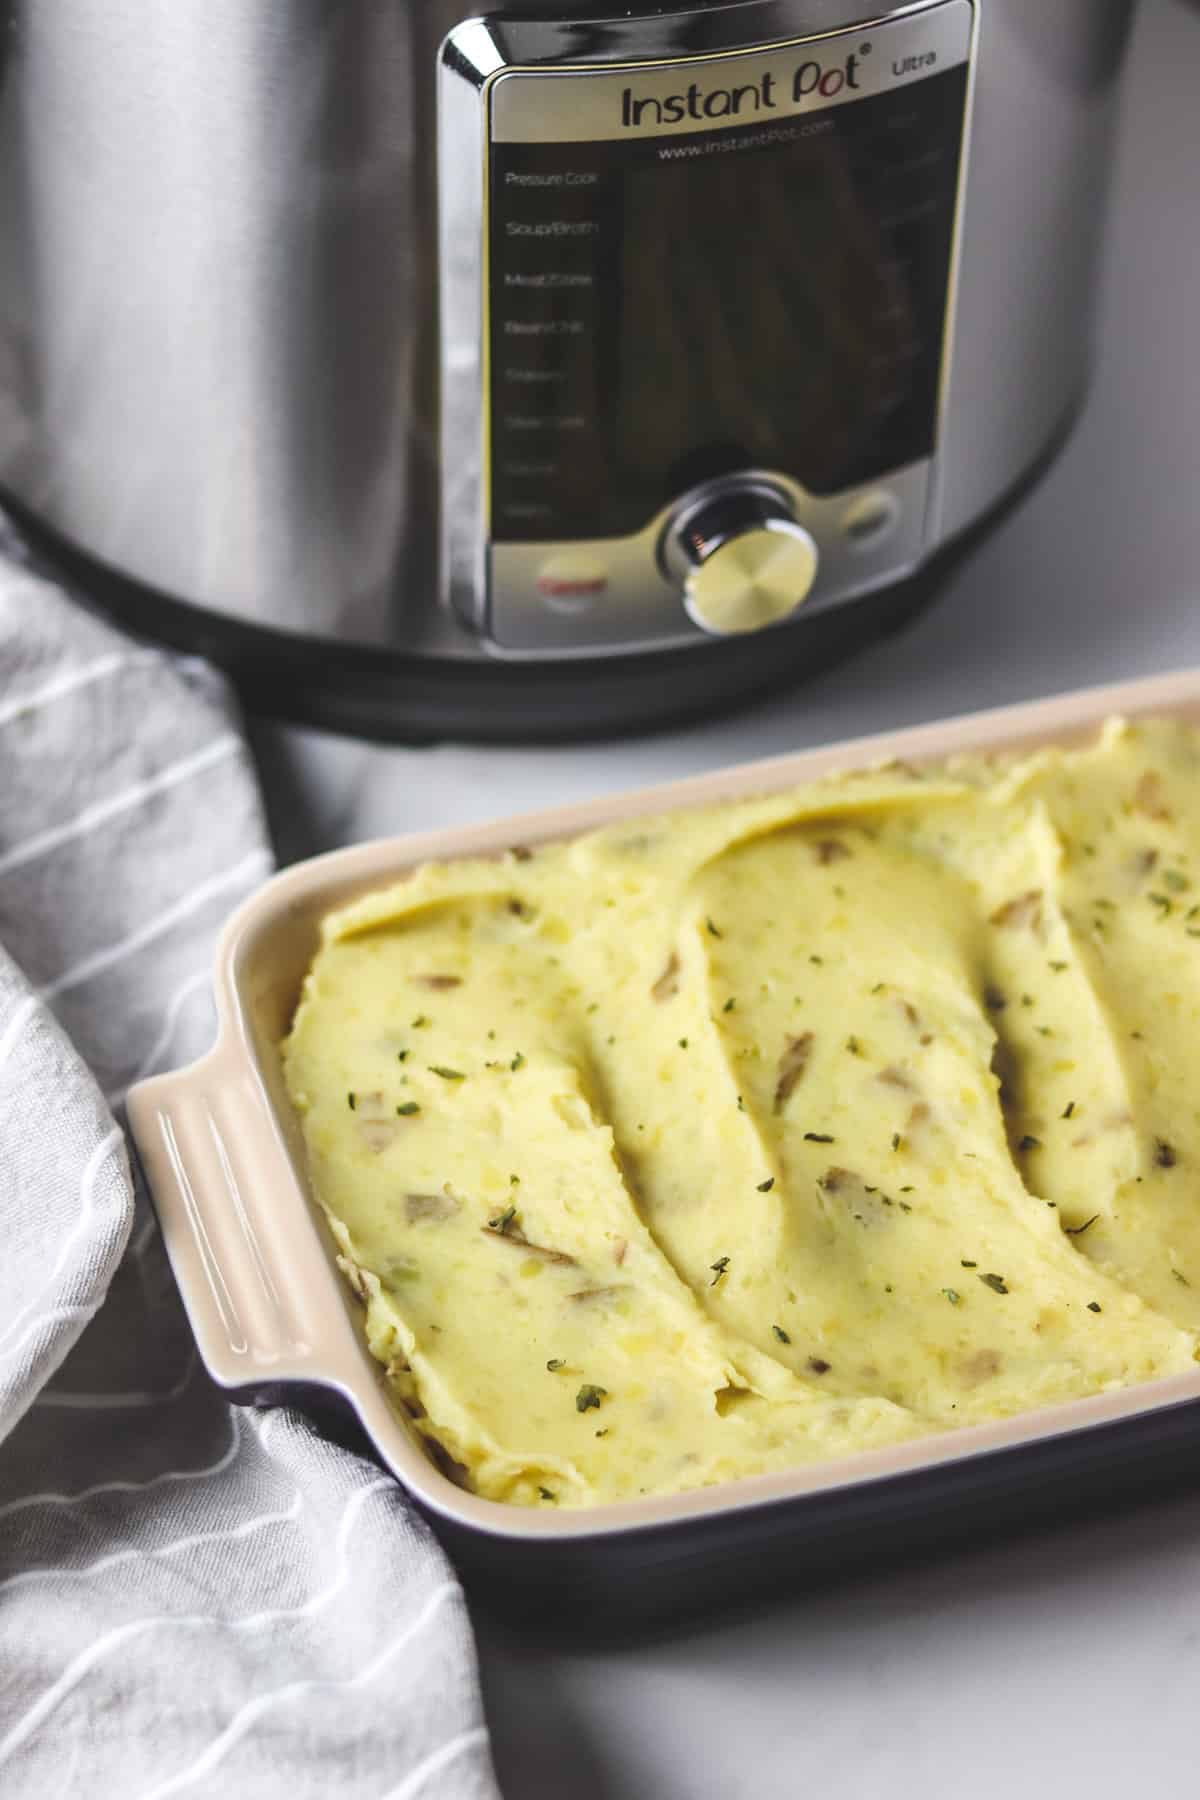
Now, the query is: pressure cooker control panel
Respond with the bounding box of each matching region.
[439,0,975,657]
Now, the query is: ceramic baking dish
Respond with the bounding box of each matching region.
[127,668,1200,1626]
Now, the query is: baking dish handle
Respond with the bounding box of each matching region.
[127,1050,344,1393]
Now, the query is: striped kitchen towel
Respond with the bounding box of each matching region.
[0,522,500,1800]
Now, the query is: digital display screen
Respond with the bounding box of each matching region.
[489,65,969,543]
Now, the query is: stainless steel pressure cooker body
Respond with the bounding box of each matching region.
[0,1,1134,739]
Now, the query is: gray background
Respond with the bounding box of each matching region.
[252,2,1200,1793]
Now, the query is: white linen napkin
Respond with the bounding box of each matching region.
[0,520,500,1800]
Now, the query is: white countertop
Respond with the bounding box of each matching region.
[250,5,1200,1792]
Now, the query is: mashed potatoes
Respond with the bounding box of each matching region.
[282,719,1200,1506]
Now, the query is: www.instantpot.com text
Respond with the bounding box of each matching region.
[656,117,835,159]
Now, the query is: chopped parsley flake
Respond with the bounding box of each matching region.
[1065,1214,1099,1237]
[706,917,722,938]
[510,1052,526,1071]
[807,1357,831,1375]
[412,1015,430,1028]
[538,1487,556,1501]
[1049,961,1069,972]
[710,1256,731,1285]
[1087,1301,1103,1313]
[1018,1135,1041,1152]
[575,1384,607,1413]
[678,1038,689,1049]
[979,1273,1009,1295]
[347,1092,357,1110]
[1173,1269,1191,1287]
[892,1132,902,1152]
[723,998,736,1013]
[757,1178,775,1192]
[430,1065,465,1081]
[1155,1138,1178,1169]
[772,1325,791,1343]
[397,1049,409,1063]
[804,1132,835,1144]
[1062,1101,1076,1119]
[546,1358,565,1372]
[488,1206,517,1235]
[396,1102,421,1116]
[942,1288,961,1305]
[961,1259,978,1269]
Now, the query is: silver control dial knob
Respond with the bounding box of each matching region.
[664,485,819,638]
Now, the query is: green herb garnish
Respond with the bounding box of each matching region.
[804,1132,834,1144]
[1172,1269,1191,1287]
[1062,1100,1076,1119]
[892,1132,902,1152]
[510,1051,526,1071]
[1018,1135,1041,1152]
[723,998,736,1013]
[706,917,722,938]
[397,1049,409,1063]
[942,1288,961,1306]
[396,1101,420,1117]
[538,1487,557,1502]
[575,1384,607,1413]
[1164,869,1191,893]
[772,1325,791,1344]
[412,1014,430,1028]
[488,1206,518,1234]
[757,1178,775,1192]
[1155,1138,1178,1168]
[1065,1214,1099,1237]
[807,1357,831,1375]
[1087,1301,1102,1313]
[710,1256,730,1285]
[347,1092,357,1110]
[961,1259,977,1269]
[430,1065,465,1081]
[546,1358,565,1371]
[678,1038,689,1050]
[1049,961,1069,972]
[979,1273,1009,1295]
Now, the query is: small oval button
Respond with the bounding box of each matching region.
[842,490,901,549]
[536,553,608,610]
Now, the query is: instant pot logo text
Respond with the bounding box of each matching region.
[618,39,935,128]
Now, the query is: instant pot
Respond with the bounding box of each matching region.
[0,1,1136,739]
